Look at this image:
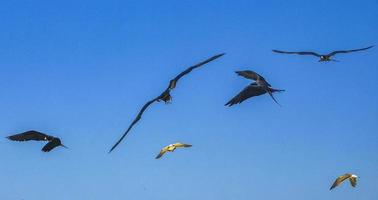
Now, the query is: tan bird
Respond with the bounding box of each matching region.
[155,143,192,159]
[330,173,358,190]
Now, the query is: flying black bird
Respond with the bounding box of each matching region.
[109,53,225,153]
[6,130,67,152]
[225,70,284,106]
[273,45,373,62]
[330,173,358,190]
[155,142,192,159]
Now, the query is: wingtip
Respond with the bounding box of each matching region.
[214,53,226,58]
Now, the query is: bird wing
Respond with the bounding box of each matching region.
[108,53,225,153]
[6,130,54,142]
[349,176,357,187]
[330,174,352,190]
[272,50,321,57]
[235,70,271,87]
[173,143,192,148]
[109,98,159,153]
[328,45,374,56]
[41,138,61,152]
[235,70,260,81]
[168,53,225,90]
[155,146,169,159]
[225,84,266,107]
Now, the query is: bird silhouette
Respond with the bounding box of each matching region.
[273,45,373,62]
[6,130,67,152]
[155,142,192,159]
[330,173,358,190]
[109,53,225,153]
[225,70,284,106]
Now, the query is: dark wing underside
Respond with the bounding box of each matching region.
[109,53,225,153]
[41,138,61,152]
[6,130,54,142]
[272,50,321,57]
[108,98,159,153]
[235,70,260,81]
[169,53,225,89]
[235,70,271,87]
[225,84,267,106]
[328,45,374,56]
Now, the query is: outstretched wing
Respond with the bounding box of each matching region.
[235,70,271,87]
[328,45,374,56]
[6,130,53,142]
[330,174,352,190]
[109,97,159,153]
[173,143,192,148]
[225,84,266,106]
[155,147,169,159]
[349,176,357,187]
[41,138,61,152]
[235,70,261,81]
[168,53,225,89]
[273,50,321,57]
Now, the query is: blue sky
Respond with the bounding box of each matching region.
[0,0,377,199]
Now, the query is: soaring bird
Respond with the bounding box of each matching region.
[109,53,225,153]
[155,142,192,159]
[330,173,358,190]
[225,70,284,106]
[273,45,373,62]
[6,130,67,152]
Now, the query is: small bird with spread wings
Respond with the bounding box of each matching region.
[155,142,192,159]
[273,45,373,62]
[6,130,67,152]
[225,70,284,106]
[330,173,358,190]
[109,53,225,153]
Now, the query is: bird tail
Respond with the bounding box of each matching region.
[265,87,283,107]
[270,88,285,93]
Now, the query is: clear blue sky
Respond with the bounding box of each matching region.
[0,0,377,199]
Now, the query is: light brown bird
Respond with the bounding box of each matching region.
[155,142,192,159]
[330,173,358,190]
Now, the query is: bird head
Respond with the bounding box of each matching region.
[55,138,68,149]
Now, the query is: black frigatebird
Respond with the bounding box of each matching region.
[6,130,67,152]
[225,70,284,106]
[109,53,225,153]
[273,45,373,62]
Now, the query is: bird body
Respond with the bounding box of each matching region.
[155,142,192,159]
[273,45,373,62]
[330,173,358,190]
[226,70,284,106]
[6,130,67,152]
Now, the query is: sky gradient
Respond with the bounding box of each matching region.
[0,0,377,199]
